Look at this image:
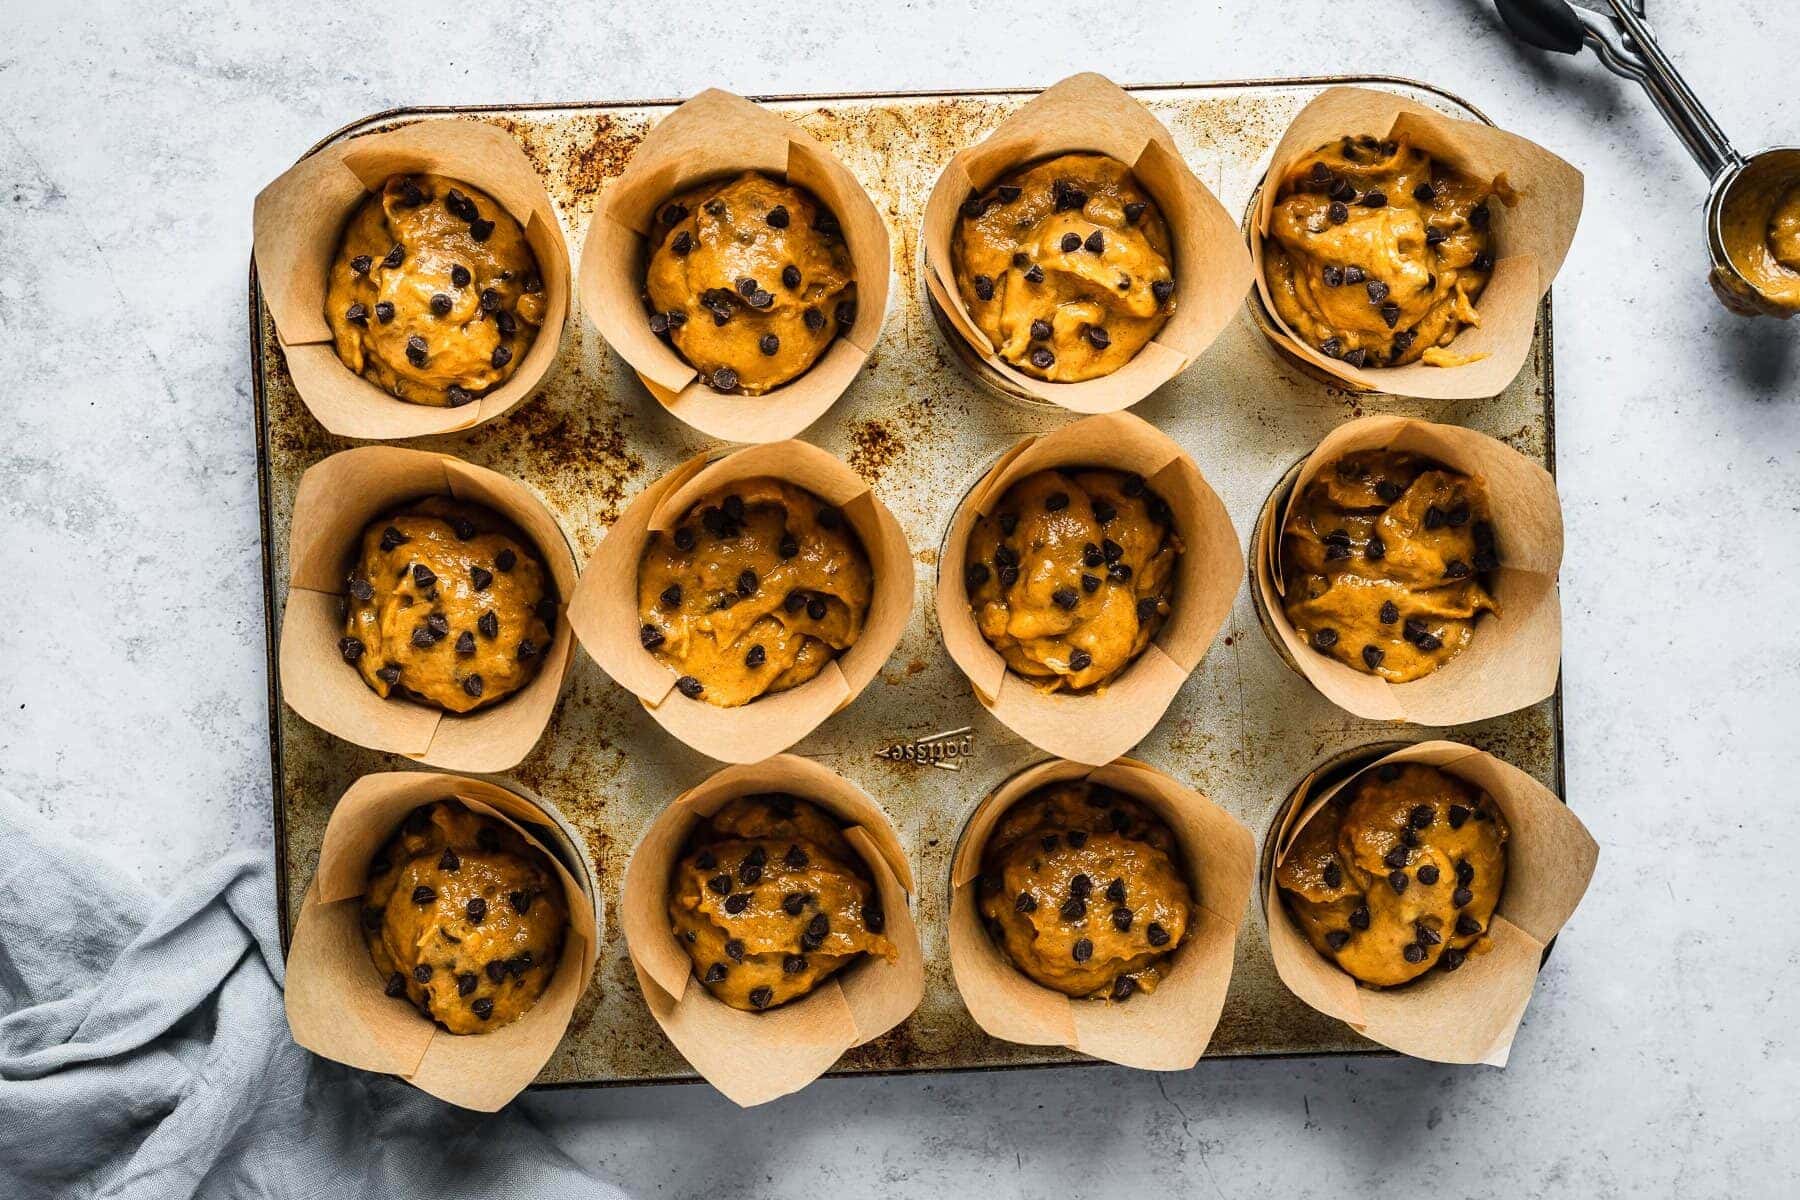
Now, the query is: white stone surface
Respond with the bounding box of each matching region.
[3,1,1797,1194]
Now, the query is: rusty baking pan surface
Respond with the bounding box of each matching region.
[252,77,1563,1087]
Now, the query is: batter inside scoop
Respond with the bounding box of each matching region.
[1263,136,1496,369]
[952,153,1176,382]
[965,467,1181,692]
[1279,449,1497,683]
[341,496,557,713]
[644,172,857,395]
[1276,762,1508,988]
[363,800,568,1034]
[976,780,1191,1001]
[668,794,895,1011]
[637,478,872,707]
[1720,172,1800,312]
[325,173,545,407]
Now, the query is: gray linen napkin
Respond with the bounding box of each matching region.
[0,787,629,1200]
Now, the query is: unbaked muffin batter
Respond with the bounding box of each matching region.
[669,794,895,1011]
[966,468,1181,692]
[1280,449,1497,682]
[638,478,871,707]
[341,496,556,713]
[645,172,856,394]
[1276,762,1507,987]
[326,173,545,406]
[1263,136,1496,368]
[364,800,568,1033]
[952,153,1176,382]
[1720,171,1800,312]
[977,780,1191,1001]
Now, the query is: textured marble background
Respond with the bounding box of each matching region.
[4,1,1797,1195]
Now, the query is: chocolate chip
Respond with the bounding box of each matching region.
[1457,861,1475,885]
[1060,895,1086,921]
[863,902,885,934]
[995,185,1021,204]
[1084,229,1105,254]
[1052,180,1087,212]
[1349,905,1371,931]
[1111,907,1133,933]
[676,675,704,699]
[1402,942,1426,964]
[716,891,750,916]
[1146,922,1170,947]
[669,230,693,257]
[405,335,428,367]
[1319,337,1343,358]
[1041,491,1070,515]
[1379,303,1400,328]
[1327,200,1349,225]
[1416,864,1441,886]
[835,300,856,328]
[738,860,763,889]
[461,674,483,698]
[731,567,757,597]
[373,301,395,324]
[1123,200,1146,224]
[1311,628,1338,650]
[350,254,373,275]
[1328,176,1355,202]
[1388,870,1410,894]
[1152,278,1175,305]
[1322,860,1343,889]
[452,970,478,997]
[801,306,826,333]
[1060,232,1082,253]
[412,964,434,984]
[331,634,365,664]
[382,243,404,269]
[748,986,773,1009]
[1325,930,1351,951]
[1365,279,1391,304]
[1361,533,1385,561]
[1081,324,1113,352]
[384,972,407,998]
[1469,201,1491,230]
[427,292,452,317]
[412,885,436,906]
[471,997,494,1020]
[1357,645,1383,670]
[1361,190,1388,208]
[1069,938,1094,963]
[634,624,665,652]
[1412,181,1436,204]
[777,891,807,918]
[1068,648,1092,671]
[1443,560,1472,580]
[376,665,401,685]
[1024,264,1045,284]
[468,218,494,243]
[804,912,829,950]
[1076,573,1098,594]
[1384,845,1411,869]
[972,273,995,302]
[1418,923,1443,948]
[806,595,827,621]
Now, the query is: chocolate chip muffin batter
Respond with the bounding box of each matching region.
[1280,449,1497,682]
[644,172,857,394]
[341,496,557,713]
[326,173,545,406]
[977,780,1191,1001]
[1277,763,1507,987]
[364,800,568,1033]
[638,478,871,707]
[1263,136,1496,368]
[965,468,1181,692]
[952,153,1176,382]
[669,794,895,1011]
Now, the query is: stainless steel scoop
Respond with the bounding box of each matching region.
[1496,0,1800,317]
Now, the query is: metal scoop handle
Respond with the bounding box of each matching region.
[1495,0,1740,179]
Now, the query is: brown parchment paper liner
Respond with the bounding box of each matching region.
[252,119,572,440]
[568,440,912,763]
[921,72,1253,413]
[285,771,601,1111]
[620,755,923,1107]
[578,88,891,444]
[947,757,1253,1069]
[278,446,578,773]
[1251,414,1562,724]
[935,411,1239,765]
[1250,85,1583,399]
[1264,741,1597,1065]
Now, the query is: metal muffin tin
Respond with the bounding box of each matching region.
[253,77,1565,1088]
